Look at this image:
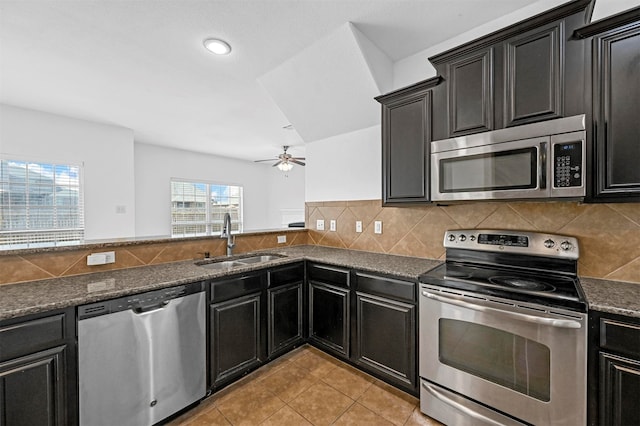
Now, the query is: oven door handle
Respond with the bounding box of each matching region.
[421,291,582,329]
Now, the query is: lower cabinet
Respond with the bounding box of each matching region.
[0,310,76,426]
[354,273,417,393]
[309,281,350,357]
[589,311,640,426]
[268,262,305,357]
[209,272,267,389]
[308,263,351,358]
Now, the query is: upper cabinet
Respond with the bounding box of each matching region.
[575,7,640,202]
[430,0,592,140]
[376,77,441,205]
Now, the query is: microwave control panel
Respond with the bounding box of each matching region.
[553,142,582,188]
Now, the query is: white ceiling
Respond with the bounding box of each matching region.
[1,0,546,162]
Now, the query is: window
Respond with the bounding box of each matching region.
[171,180,243,237]
[0,159,84,249]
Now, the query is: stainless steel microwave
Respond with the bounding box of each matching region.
[431,115,586,202]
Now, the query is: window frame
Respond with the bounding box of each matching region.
[170,178,244,238]
[0,157,85,249]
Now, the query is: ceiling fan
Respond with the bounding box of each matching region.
[255,146,306,171]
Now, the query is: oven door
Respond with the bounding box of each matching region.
[431,137,550,201]
[419,285,587,426]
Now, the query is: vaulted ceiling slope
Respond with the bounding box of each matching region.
[1,0,568,161]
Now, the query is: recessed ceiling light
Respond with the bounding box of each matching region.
[203,38,231,55]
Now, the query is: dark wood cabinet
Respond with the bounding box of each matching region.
[504,22,562,126]
[576,8,640,201]
[430,0,590,140]
[447,48,494,135]
[209,272,267,389]
[308,264,350,358]
[354,273,416,393]
[268,263,304,357]
[588,311,640,426]
[0,310,76,426]
[376,77,441,205]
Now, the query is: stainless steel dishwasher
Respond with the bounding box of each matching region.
[78,282,206,426]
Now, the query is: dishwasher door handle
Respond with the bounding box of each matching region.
[133,300,170,314]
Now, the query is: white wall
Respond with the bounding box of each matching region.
[0,104,136,240]
[267,164,306,227]
[134,143,305,237]
[305,125,380,202]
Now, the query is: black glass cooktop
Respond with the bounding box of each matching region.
[420,261,587,312]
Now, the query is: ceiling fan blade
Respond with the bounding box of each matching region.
[272,160,283,167]
[291,157,306,161]
[289,159,306,166]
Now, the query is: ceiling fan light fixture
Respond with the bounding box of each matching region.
[203,38,232,55]
[277,162,293,172]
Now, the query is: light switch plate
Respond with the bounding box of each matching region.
[355,221,362,233]
[330,220,336,232]
[374,221,383,234]
[277,235,286,244]
[316,219,325,231]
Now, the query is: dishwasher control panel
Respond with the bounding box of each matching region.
[78,281,204,319]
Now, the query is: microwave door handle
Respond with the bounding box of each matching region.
[539,141,547,189]
[421,291,581,329]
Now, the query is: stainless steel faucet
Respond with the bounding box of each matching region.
[220,212,235,256]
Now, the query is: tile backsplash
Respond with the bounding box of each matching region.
[0,230,308,285]
[306,200,640,285]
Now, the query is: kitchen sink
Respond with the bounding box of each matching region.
[196,253,285,270]
[235,255,283,264]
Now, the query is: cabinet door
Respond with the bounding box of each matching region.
[355,293,416,391]
[447,47,494,136]
[0,346,67,426]
[382,91,431,204]
[210,293,264,387]
[599,353,640,426]
[268,282,303,357]
[592,22,640,200]
[504,22,562,126]
[308,282,349,357]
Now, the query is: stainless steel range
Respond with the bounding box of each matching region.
[419,230,587,426]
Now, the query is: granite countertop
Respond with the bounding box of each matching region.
[580,277,640,319]
[0,245,442,321]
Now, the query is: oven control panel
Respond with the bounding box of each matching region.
[444,229,579,259]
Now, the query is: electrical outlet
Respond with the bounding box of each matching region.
[374,221,383,234]
[316,219,325,231]
[330,220,336,231]
[355,221,362,233]
[87,251,116,266]
[277,235,286,244]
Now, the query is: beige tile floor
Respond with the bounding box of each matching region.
[168,345,443,426]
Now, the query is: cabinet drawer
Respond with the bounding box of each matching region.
[211,273,266,302]
[269,263,304,287]
[0,314,66,361]
[308,264,349,288]
[600,318,640,358]
[355,273,415,303]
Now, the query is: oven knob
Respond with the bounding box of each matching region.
[544,239,555,248]
[448,234,456,242]
[458,234,467,242]
[469,235,476,242]
[560,240,573,251]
